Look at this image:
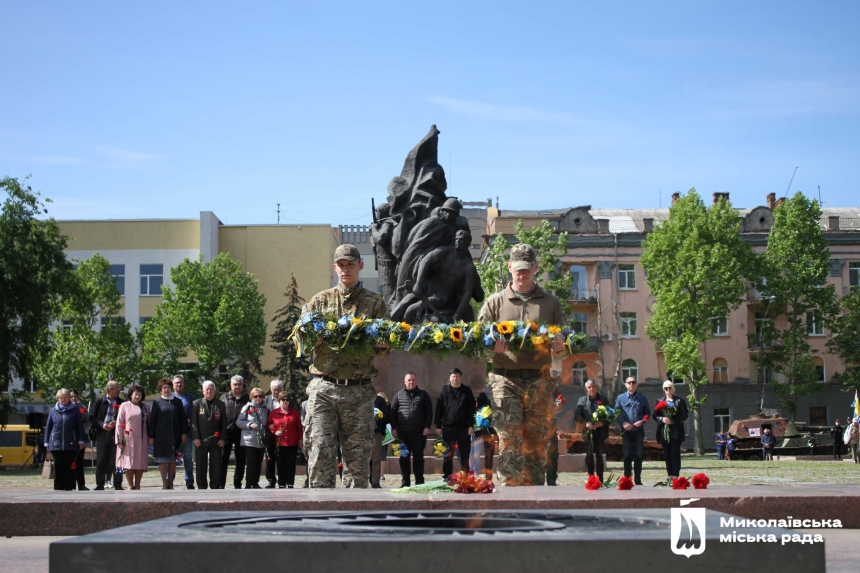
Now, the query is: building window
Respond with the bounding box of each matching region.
[713,358,729,383]
[109,264,125,296]
[570,265,586,298]
[754,309,772,338]
[571,313,587,334]
[713,408,731,433]
[806,310,824,336]
[618,264,636,290]
[809,407,827,427]
[850,262,860,288]
[60,320,74,334]
[812,356,825,383]
[100,317,125,328]
[572,361,588,385]
[711,316,728,336]
[620,312,637,338]
[621,359,638,380]
[140,264,164,296]
[139,317,152,326]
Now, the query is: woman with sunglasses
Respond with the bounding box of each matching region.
[656,380,688,479]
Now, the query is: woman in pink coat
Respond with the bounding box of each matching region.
[115,384,150,490]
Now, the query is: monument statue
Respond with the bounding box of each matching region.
[372,125,484,323]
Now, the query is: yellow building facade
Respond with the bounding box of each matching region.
[59,212,339,381]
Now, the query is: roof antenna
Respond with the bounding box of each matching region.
[817,185,823,206]
[783,166,798,198]
[276,203,281,225]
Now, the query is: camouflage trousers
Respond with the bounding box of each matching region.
[487,372,555,486]
[306,377,375,488]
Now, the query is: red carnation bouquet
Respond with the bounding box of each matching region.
[447,471,495,494]
[691,473,709,489]
[618,476,634,490]
[584,473,627,490]
[585,475,602,490]
[653,400,677,442]
[672,476,690,490]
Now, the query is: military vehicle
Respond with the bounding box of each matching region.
[727,414,834,460]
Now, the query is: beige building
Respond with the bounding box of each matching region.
[486,193,860,442]
[57,212,338,381]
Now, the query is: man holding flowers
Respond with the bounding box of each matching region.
[575,380,610,483]
[614,377,650,485]
[303,244,388,488]
[477,243,567,486]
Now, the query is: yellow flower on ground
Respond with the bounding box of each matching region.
[548,325,562,335]
[351,317,363,326]
[389,333,399,343]
[325,321,337,331]
[497,322,513,335]
[400,322,412,332]
[530,335,546,346]
[433,330,445,343]
[450,328,463,343]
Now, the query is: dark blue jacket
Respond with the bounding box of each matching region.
[761,432,776,448]
[614,391,651,431]
[45,402,85,451]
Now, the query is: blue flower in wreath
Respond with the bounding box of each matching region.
[483,334,494,347]
[538,325,548,335]
[365,323,379,338]
[407,328,417,341]
[313,321,324,332]
[301,313,313,325]
[337,315,350,328]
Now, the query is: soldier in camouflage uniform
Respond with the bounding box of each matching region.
[304,244,388,488]
[478,243,567,486]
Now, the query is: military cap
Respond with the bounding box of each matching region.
[441,197,463,213]
[510,243,537,271]
[333,244,361,262]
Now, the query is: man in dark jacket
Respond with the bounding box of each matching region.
[219,375,250,489]
[390,372,433,487]
[831,420,844,460]
[761,427,776,461]
[88,380,125,490]
[191,381,227,489]
[371,393,391,488]
[575,380,610,482]
[434,368,475,480]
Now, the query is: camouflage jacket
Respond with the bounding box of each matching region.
[305,284,388,379]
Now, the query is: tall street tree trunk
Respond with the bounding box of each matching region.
[690,382,704,456]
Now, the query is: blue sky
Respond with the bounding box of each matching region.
[2,1,858,226]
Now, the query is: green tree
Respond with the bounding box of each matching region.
[827,291,860,391]
[0,177,74,427]
[476,219,573,313]
[641,189,755,455]
[761,192,838,416]
[141,253,267,388]
[32,255,138,402]
[263,275,310,400]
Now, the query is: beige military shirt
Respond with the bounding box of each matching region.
[478,283,566,371]
[306,284,388,379]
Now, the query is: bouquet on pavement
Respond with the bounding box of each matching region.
[653,400,677,442]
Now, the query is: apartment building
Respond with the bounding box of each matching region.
[487,194,860,444]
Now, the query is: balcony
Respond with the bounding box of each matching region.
[746,288,766,301]
[569,288,598,303]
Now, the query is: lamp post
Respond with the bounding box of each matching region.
[758,295,776,413]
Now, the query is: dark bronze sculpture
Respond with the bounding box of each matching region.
[371,125,484,323]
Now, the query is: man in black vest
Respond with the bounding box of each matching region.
[434,368,475,480]
[831,420,844,461]
[390,372,433,488]
[575,380,610,482]
[219,375,250,489]
[191,380,227,489]
[88,380,124,490]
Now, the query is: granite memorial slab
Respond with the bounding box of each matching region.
[51,509,825,573]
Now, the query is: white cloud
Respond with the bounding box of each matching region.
[426,96,581,126]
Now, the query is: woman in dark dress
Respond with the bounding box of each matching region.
[69,388,90,490]
[655,380,689,479]
[147,378,187,489]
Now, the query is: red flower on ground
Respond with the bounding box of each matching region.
[585,475,602,490]
[448,471,494,494]
[618,476,634,490]
[672,476,691,490]
[692,473,710,489]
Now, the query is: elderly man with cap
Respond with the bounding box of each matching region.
[478,243,567,486]
[303,244,388,488]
